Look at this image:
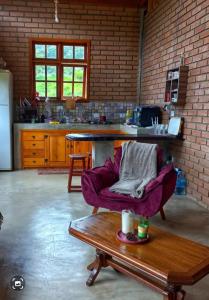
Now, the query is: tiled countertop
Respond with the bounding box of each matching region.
[13,123,137,132]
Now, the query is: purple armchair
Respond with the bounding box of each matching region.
[81,147,177,219]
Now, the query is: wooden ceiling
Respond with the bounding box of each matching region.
[61,0,147,8]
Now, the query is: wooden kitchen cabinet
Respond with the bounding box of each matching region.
[21,130,69,168]
[21,129,122,169]
[21,131,47,168]
[46,133,68,167]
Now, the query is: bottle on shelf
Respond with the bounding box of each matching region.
[40,114,45,123]
[125,109,133,125]
[133,107,141,126]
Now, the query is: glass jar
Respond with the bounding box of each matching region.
[138,216,149,239]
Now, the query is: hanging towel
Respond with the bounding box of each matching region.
[109,141,157,198]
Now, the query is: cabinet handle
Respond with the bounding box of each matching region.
[32,152,36,155]
[33,160,36,163]
[45,159,48,162]
[32,135,36,139]
[32,143,36,146]
[44,135,48,139]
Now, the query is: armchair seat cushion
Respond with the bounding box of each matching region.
[97,183,163,216]
[81,146,177,217]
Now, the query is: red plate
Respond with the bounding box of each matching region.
[117,230,149,244]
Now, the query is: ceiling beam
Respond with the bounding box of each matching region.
[60,0,147,8]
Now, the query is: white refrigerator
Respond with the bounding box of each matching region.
[0,69,13,170]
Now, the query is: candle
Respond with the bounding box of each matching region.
[121,210,134,234]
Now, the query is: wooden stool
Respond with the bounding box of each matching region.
[68,153,91,192]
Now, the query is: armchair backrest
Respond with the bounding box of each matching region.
[113,145,163,175]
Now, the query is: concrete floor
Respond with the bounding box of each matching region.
[0,170,209,300]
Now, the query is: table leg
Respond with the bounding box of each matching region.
[87,261,96,271]
[91,141,114,167]
[164,286,186,300]
[86,250,111,286]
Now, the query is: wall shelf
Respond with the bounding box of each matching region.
[164,66,189,105]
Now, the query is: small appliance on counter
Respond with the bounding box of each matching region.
[134,105,162,127]
[22,107,38,123]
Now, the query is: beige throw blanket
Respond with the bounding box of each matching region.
[109,141,157,198]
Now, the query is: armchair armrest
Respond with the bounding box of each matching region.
[157,163,175,184]
[81,159,119,208]
[145,163,175,193]
[82,167,118,193]
[82,158,118,193]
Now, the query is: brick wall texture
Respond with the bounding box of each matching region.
[1,0,209,207]
[0,0,140,102]
[141,0,209,207]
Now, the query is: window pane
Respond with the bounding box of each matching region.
[47,66,57,80]
[35,44,45,58]
[63,83,72,97]
[63,46,73,59]
[47,82,57,97]
[35,65,45,80]
[75,46,84,60]
[36,82,45,97]
[74,67,84,82]
[74,83,83,97]
[63,67,73,81]
[47,45,57,59]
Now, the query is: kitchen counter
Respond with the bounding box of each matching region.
[66,132,180,167]
[66,133,179,141]
[13,123,137,169]
[13,122,123,131]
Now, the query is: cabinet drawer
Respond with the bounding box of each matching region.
[23,141,45,150]
[23,158,45,167]
[23,149,45,158]
[22,132,46,141]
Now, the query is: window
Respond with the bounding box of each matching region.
[30,39,90,100]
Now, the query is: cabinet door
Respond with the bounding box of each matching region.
[46,134,67,167]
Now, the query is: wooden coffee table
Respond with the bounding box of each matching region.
[69,212,209,300]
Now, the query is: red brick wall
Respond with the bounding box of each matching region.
[0,0,140,102]
[141,0,209,207]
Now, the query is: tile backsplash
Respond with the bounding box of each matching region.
[16,101,137,124]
